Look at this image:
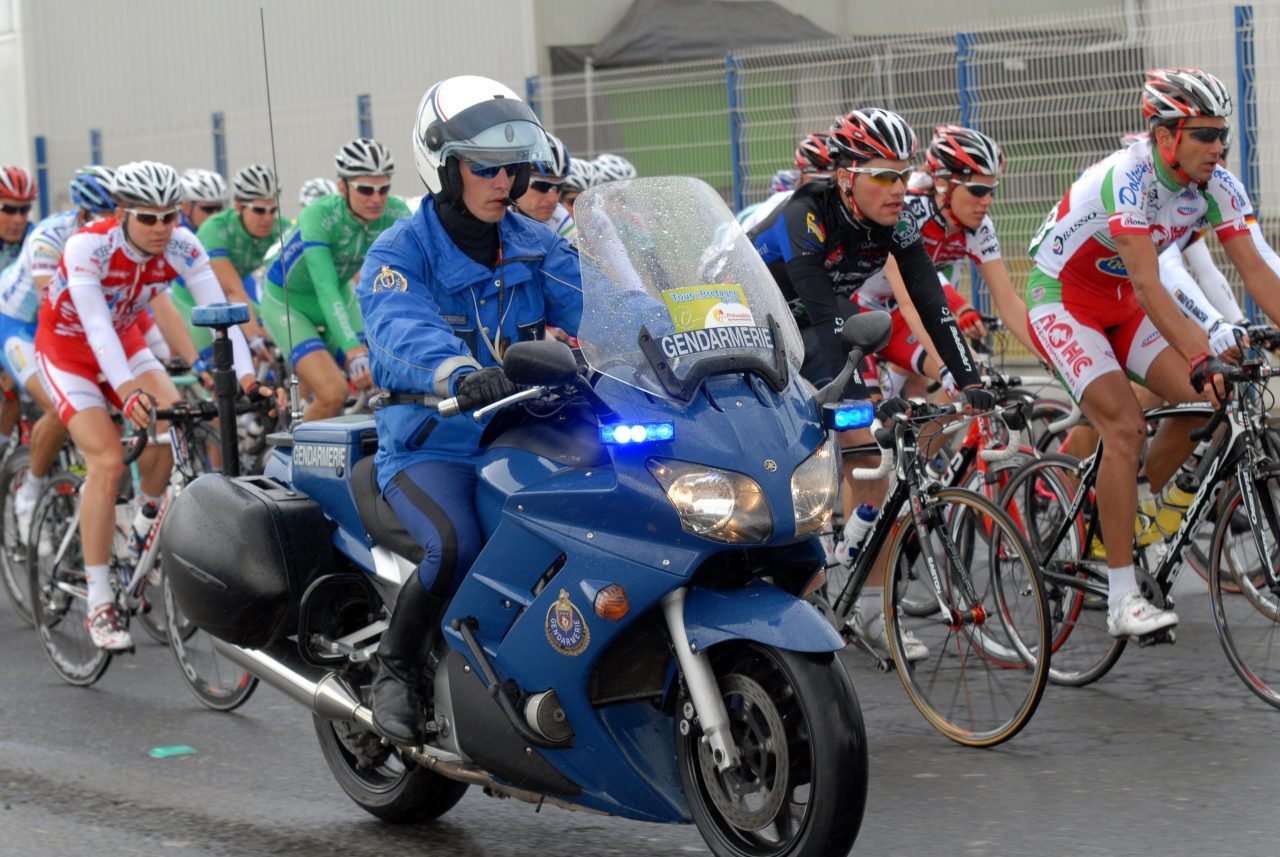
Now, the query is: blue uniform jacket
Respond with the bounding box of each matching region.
[357,196,583,491]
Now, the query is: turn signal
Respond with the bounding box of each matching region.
[593,584,629,621]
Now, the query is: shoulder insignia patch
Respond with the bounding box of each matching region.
[372,265,408,293]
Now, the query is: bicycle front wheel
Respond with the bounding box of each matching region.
[1,447,35,625]
[28,472,111,687]
[998,453,1125,686]
[1209,467,1280,709]
[885,487,1050,747]
[163,574,258,711]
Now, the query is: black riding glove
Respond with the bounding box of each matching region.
[455,366,517,410]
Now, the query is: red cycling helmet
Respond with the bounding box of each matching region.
[794,132,835,173]
[925,126,1005,177]
[828,109,917,163]
[0,166,37,201]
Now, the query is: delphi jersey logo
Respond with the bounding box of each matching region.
[1031,312,1093,378]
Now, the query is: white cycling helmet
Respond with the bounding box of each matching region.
[299,177,338,208]
[535,133,571,179]
[115,161,182,209]
[180,168,229,204]
[561,158,595,194]
[233,164,278,201]
[335,138,395,178]
[413,75,551,201]
[592,153,636,183]
[1142,68,1232,123]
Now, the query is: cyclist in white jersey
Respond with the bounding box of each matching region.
[1026,69,1280,639]
[36,162,264,650]
[0,167,117,540]
[511,132,574,241]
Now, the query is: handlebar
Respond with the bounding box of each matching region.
[849,401,1025,481]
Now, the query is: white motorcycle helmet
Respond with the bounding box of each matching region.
[413,75,551,203]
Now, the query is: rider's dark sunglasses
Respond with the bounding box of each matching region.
[197,203,224,214]
[846,166,913,187]
[351,182,391,197]
[1187,125,1230,145]
[953,180,999,199]
[465,161,523,179]
[246,204,279,215]
[127,208,180,226]
[0,203,31,215]
[529,180,562,194]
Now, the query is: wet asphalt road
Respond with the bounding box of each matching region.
[1,577,1277,857]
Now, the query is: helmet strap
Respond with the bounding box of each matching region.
[120,213,153,258]
[1156,120,1195,186]
[342,184,375,225]
[838,170,867,223]
[933,176,962,230]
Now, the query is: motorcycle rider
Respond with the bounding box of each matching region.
[356,75,582,744]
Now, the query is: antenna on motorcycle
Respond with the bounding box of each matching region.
[259,6,303,427]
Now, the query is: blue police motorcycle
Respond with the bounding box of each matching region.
[162,177,887,857]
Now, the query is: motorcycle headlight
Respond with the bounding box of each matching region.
[647,458,772,544]
[791,436,840,537]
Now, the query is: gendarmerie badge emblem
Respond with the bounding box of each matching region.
[546,589,590,656]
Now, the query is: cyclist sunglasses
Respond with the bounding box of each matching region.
[465,161,523,179]
[846,166,914,186]
[1,203,32,215]
[351,182,391,197]
[127,208,180,225]
[529,180,563,194]
[1187,125,1230,145]
[246,204,279,215]
[952,180,999,198]
[197,203,224,214]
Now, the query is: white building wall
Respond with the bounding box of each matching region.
[20,0,537,215]
[0,0,29,168]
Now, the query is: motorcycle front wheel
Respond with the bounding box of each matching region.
[677,642,867,857]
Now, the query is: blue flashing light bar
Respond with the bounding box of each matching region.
[824,401,876,431]
[599,422,675,445]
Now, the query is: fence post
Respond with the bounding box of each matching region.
[357,94,372,138]
[584,57,596,157]
[526,75,542,122]
[89,129,102,166]
[1235,5,1259,320]
[33,136,48,219]
[211,112,227,179]
[956,32,987,313]
[726,52,745,212]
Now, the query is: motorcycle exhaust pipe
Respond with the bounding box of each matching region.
[211,638,376,729]
[211,640,606,815]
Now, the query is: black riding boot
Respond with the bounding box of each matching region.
[371,579,447,744]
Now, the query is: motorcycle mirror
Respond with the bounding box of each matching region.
[839,310,892,355]
[503,340,580,387]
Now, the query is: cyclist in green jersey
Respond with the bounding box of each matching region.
[261,138,409,421]
[181,165,282,361]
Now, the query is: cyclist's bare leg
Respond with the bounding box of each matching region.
[0,377,18,440]
[1135,348,1208,492]
[1058,383,1160,459]
[24,375,67,480]
[66,407,126,568]
[1077,370,1146,569]
[294,350,348,422]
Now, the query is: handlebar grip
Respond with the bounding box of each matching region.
[437,396,462,418]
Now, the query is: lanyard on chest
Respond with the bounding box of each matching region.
[468,246,512,362]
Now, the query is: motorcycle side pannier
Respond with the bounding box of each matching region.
[160,474,334,647]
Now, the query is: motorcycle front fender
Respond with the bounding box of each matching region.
[682,580,844,654]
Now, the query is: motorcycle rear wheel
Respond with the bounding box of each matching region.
[313,676,468,823]
[677,642,867,857]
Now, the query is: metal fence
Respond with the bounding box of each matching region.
[532,1,1280,318]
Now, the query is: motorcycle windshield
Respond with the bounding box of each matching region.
[575,176,803,403]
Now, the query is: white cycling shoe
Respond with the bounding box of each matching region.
[1106,590,1178,638]
[849,609,929,662]
[85,603,133,651]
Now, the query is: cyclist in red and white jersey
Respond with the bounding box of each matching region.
[36,161,265,650]
[858,126,1036,394]
[1026,69,1280,639]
